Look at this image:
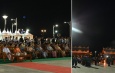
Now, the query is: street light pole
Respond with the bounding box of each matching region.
[95,51,97,58]
[16,18,17,33]
[11,18,17,33]
[53,24,58,38]
[12,23,13,33]
[53,25,55,38]
[2,15,8,31]
[4,18,6,30]
[64,21,71,37]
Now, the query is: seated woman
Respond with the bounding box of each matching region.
[26,44,35,59]
[53,43,65,57]
[8,43,15,53]
[11,42,15,47]
[13,44,24,61]
[14,44,21,54]
[64,44,70,51]
[35,44,48,58]
[63,43,71,57]
[46,43,54,58]
[19,43,25,52]
[26,44,35,53]
[54,43,62,51]
[2,44,12,61]
[46,43,54,51]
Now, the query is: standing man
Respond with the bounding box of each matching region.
[107,57,111,67]
[19,36,24,43]
[111,56,114,65]
[34,36,38,45]
[72,55,78,68]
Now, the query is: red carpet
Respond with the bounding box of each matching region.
[10,62,71,73]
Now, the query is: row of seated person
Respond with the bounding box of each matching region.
[21,43,71,58]
[0,43,71,62]
[34,43,71,58]
[1,44,32,62]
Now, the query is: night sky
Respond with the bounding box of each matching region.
[72,0,115,53]
[2,0,115,54]
[0,0,71,37]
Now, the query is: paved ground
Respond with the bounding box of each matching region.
[2,59,115,73]
[72,64,115,73]
[0,59,71,73]
[37,60,71,67]
[0,64,52,73]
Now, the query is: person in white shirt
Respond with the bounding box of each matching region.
[2,44,12,60]
[46,43,53,51]
[65,44,70,51]
[14,37,19,42]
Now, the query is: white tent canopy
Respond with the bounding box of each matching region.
[0,29,33,40]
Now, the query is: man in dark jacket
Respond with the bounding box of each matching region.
[19,36,24,43]
[72,55,78,68]
[111,57,114,65]
[107,57,111,66]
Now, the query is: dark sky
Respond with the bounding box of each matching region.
[0,0,71,37]
[72,0,115,53]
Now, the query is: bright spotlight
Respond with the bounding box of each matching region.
[55,30,58,33]
[64,22,67,23]
[55,24,58,27]
[72,27,82,33]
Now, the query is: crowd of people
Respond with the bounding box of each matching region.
[72,55,115,68]
[0,36,71,62]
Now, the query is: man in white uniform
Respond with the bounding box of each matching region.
[2,44,12,60]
